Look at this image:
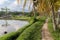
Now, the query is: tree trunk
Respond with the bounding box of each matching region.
[51,3,57,31]
[33,3,36,19]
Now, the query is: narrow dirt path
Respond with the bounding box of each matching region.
[42,18,54,40]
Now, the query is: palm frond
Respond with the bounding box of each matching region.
[17,0,20,5]
[28,0,33,11]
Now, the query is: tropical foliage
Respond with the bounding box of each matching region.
[0,0,60,40]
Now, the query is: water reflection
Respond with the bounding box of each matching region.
[0,20,29,36]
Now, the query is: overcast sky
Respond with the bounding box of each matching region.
[0,0,33,12]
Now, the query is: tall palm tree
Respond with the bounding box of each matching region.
[16,0,60,31]
[36,0,59,31]
[49,0,59,31]
[38,0,59,31]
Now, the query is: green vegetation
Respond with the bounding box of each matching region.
[16,21,44,40]
[0,17,46,40]
[0,18,34,40]
[0,0,60,40]
[48,19,60,40]
[11,16,31,20]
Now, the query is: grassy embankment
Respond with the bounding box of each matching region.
[11,16,31,20]
[0,16,46,40]
[0,16,31,21]
[0,17,34,40]
[16,19,45,40]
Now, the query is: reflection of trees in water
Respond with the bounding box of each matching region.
[1,7,10,27]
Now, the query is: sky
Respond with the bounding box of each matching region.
[0,0,33,12]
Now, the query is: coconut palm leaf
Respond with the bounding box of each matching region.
[28,0,33,11]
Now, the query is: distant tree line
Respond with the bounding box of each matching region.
[0,11,39,17]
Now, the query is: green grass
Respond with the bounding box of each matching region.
[11,16,31,20]
[48,19,60,40]
[0,17,46,40]
[16,21,44,40]
[0,19,34,40]
[16,17,46,40]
